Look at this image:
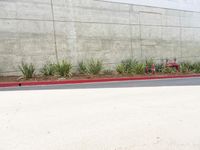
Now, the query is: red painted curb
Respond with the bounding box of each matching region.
[0,74,200,88]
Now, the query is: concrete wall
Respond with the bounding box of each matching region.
[1,0,200,75]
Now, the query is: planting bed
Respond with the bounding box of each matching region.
[0,72,199,83]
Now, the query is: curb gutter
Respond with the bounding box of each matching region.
[0,74,200,88]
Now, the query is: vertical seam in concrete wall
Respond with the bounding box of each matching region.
[179,13,183,59]
[68,0,78,64]
[138,12,143,57]
[50,0,59,62]
[129,5,134,59]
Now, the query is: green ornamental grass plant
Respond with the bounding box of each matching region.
[87,59,103,75]
[17,58,200,80]
[78,59,103,75]
[55,60,72,77]
[122,59,138,74]
[162,67,176,74]
[192,62,200,73]
[117,59,138,74]
[116,64,126,75]
[155,63,164,73]
[116,59,145,75]
[180,62,192,73]
[41,63,56,76]
[134,63,145,75]
[19,62,35,79]
[78,61,88,74]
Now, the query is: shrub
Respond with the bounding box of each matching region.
[77,59,103,75]
[116,59,146,75]
[55,60,72,77]
[78,61,88,74]
[87,59,103,75]
[121,59,138,74]
[192,62,200,73]
[19,62,35,79]
[155,63,164,73]
[41,63,55,76]
[116,64,126,74]
[162,67,176,74]
[134,63,145,75]
[180,62,192,73]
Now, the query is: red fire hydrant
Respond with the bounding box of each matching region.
[151,64,156,75]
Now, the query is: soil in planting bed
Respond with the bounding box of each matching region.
[0,72,198,83]
[0,74,125,82]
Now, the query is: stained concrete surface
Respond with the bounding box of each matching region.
[0,86,200,150]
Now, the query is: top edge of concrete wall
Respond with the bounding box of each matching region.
[96,0,200,13]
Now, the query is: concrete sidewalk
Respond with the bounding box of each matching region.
[0,86,200,150]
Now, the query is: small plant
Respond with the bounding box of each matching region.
[116,59,146,75]
[121,59,138,74]
[162,67,176,74]
[87,59,103,75]
[134,63,145,75]
[180,62,192,73]
[41,63,55,76]
[155,63,164,73]
[116,64,126,74]
[121,59,133,74]
[19,62,35,79]
[55,60,72,77]
[192,62,200,73]
[78,61,88,74]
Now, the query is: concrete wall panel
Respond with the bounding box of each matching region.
[16,2,52,20]
[1,0,200,74]
[141,26,162,40]
[181,28,195,41]
[0,1,52,20]
[162,27,180,41]
[0,1,17,19]
[139,12,163,26]
[73,7,130,24]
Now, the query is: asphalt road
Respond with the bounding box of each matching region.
[1,77,200,91]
